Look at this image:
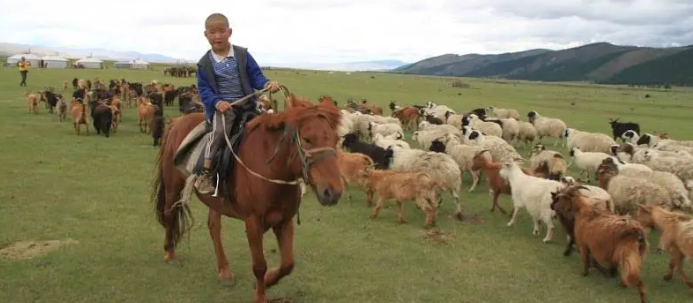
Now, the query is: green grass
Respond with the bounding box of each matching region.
[1,66,693,303]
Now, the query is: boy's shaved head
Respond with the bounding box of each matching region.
[205,13,229,28]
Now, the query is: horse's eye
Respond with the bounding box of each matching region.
[304,138,312,145]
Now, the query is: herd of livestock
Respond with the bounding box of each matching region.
[331,98,693,302]
[19,76,693,302]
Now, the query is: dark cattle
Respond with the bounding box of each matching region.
[44,91,60,113]
[341,133,393,170]
[129,82,144,97]
[72,78,79,90]
[91,104,113,137]
[151,105,165,146]
[609,118,640,142]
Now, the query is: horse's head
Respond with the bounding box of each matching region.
[254,94,344,206]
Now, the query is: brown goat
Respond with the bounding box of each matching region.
[470,150,546,214]
[551,185,615,257]
[568,192,649,303]
[26,91,39,114]
[70,100,90,136]
[335,148,375,203]
[137,97,155,133]
[360,168,443,227]
[637,204,693,293]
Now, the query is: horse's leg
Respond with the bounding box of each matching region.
[207,209,234,282]
[245,215,269,303]
[264,220,295,288]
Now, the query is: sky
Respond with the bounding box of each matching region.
[1,0,692,65]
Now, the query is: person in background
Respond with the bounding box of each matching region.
[18,57,30,87]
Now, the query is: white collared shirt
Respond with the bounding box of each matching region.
[210,44,235,63]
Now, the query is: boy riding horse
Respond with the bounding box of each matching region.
[195,13,280,195]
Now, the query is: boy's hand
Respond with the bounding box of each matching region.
[265,81,280,93]
[216,101,232,112]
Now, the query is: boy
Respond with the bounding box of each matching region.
[195,13,280,195]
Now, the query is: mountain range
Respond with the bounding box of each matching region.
[0,42,408,71]
[393,42,693,86]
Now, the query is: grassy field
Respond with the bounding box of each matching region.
[1,65,693,303]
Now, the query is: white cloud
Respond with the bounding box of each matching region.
[1,0,691,66]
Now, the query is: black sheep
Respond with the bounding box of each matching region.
[91,104,113,137]
[341,133,393,170]
[609,118,640,142]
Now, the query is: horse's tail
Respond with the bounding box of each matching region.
[150,122,194,248]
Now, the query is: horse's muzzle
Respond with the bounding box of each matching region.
[316,186,341,206]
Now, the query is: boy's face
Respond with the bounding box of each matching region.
[204,19,231,50]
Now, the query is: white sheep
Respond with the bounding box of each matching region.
[465,114,503,138]
[413,126,462,151]
[528,144,567,180]
[373,133,410,150]
[435,135,488,192]
[465,128,523,163]
[487,106,520,120]
[527,110,566,146]
[389,147,464,219]
[615,168,693,213]
[368,121,404,141]
[607,156,653,175]
[517,121,537,148]
[560,176,615,212]
[564,128,616,154]
[445,111,465,129]
[640,150,693,183]
[500,161,565,243]
[498,118,519,143]
[568,147,611,183]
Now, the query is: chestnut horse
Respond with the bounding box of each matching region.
[151,94,344,303]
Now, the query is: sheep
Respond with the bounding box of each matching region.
[472,151,546,214]
[596,157,672,217]
[368,121,404,141]
[412,126,461,151]
[553,189,649,303]
[463,114,503,138]
[335,148,375,203]
[609,118,640,142]
[373,133,410,150]
[615,142,693,164]
[465,128,523,163]
[444,111,464,129]
[560,176,614,212]
[498,118,519,143]
[652,139,693,156]
[634,132,678,147]
[614,165,693,213]
[431,136,487,192]
[361,168,443,228]
[340,133,393,170]
[424,114,444,125]
[516,121,537,147]
[418,121,461,134]
[389,147,464,220]
[564,128,617,154]
[527,110,566,146]
[529,144,567,181]
[636,204,693,293]
[487,106,520,120]
[499,161,565,243]
[550,185,614,257]
[568,147,611,183]
[337,113,356,137]
[640,150,693,183]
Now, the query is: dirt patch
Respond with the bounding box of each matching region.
[450,211,485,225]
[421,229,454,245]
[0,239,79,260]
[269,297,294,303]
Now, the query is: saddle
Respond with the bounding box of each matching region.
[172,108,261,198]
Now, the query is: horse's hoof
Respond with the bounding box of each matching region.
[219,277,237,288]
[663,274,673,281]
[163,252,177,262]
[454,212,464,221]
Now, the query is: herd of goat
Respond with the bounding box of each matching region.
[330,99,693,302]
[24,77,203,145]
[20,79,693,301]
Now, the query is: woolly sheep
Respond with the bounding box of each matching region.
[465,128,523,163]
[487,106,520,120]
[568,147,611,183]
[389,147,464,219]
[640,150,693,183]
[527,110,566,146]
[500,161,565,243]
[615,165,693,213]
[596,158,671,217]
[465,114,503,138]
[564,128,616,154]
[373,133,410,150]
[528,144,567,180]
[498,118,519,143]
[433,135,488,192]
[517,121,537,147]
[368,121,404,141]
[413,127,462,150]
[445,111,464,129]
[560,176,614,213]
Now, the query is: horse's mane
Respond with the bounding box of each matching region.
[247,94,341,132]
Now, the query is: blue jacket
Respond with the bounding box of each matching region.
[197,45,269,122]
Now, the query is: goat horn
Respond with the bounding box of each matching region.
[575,185,590,191]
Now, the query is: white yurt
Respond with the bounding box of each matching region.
[7,53,42,67]
[75,57,104,69]
[41,55,69,69]
[113,61,132,69]
[131,59,150,70]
